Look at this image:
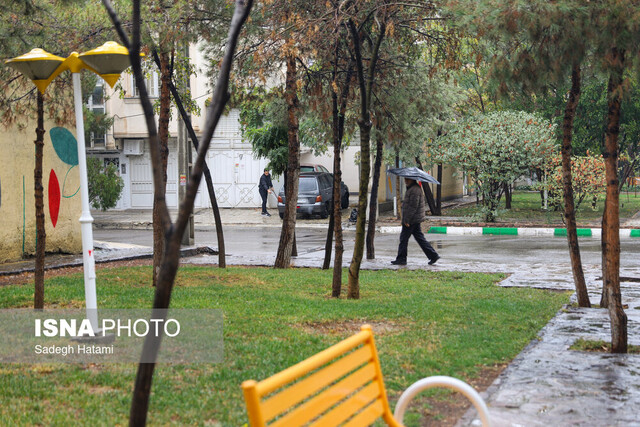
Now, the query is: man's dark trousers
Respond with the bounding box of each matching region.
[396,223,438,262]
[260,188,269,214]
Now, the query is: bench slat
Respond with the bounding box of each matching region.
[343,399,385,427]
[269,363,377,427]
[256,330,371,396]
[309,381,382,427]
[262,344,374,421]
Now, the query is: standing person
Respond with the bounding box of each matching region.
[258,168,274,216]
[391,178,440,266]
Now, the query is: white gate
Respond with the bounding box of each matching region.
[195,149,269,208]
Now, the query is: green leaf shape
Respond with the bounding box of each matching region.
[50,127,78,166]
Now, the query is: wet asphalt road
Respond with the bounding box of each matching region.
[94,226,640,277]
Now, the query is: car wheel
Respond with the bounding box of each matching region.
[341,192,349,209]
[320,202,329,219]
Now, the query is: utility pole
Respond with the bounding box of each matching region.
[178,44,194,246]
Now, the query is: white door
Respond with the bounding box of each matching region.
[129,140,178,208]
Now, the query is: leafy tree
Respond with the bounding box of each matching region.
[238,91,289,176]
[437,111,555,221]
[443,0,594,308]
[86,157,124,210]
[343,0,445,298]
[543,152,606,213]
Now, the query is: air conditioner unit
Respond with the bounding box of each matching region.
[124,139,144,156]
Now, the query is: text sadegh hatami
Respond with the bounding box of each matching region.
[34,318,181,338]
[34,344,114,356]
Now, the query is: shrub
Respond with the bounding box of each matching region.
[87,157,124,211]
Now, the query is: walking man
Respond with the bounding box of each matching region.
[391,178,440,266]
[259,168,274,216]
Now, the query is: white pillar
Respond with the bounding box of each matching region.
[72,72,99,332]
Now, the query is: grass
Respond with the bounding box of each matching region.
[444,191,640,224]
[570,338,640,354]
[0,265,569,426]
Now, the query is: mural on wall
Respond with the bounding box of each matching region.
[49,127,79,227]
[48,170,60,227]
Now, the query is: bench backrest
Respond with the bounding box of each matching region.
[241,325,402,427]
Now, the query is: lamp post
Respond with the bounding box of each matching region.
[6,42,132,331]
[6,49,65,310]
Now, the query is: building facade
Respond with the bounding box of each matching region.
[93,44,463,211]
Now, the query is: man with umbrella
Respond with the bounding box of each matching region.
[388,167,440,266]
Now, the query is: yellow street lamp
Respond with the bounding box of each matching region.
[5,48,65,93]
[79,41,132,88]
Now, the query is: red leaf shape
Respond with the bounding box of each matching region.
[48,170,61,228]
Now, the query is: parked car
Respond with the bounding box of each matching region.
[277,171,350,219]
[299,164,350,209]
[300,163,330,173]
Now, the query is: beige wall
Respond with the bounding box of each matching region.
[0,121,82,262]
[427,164,465,201]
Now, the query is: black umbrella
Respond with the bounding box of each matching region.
[387,167,440,185]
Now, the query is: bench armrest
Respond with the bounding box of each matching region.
[392,375,491,427]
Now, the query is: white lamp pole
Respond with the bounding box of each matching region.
[70,69,99,330]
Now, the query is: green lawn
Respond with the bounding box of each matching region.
[0,265,569,425]
[444,191,640,224]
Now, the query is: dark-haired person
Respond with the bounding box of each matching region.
[258,169,274,216]
[391,178,440,266]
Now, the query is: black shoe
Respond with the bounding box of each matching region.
[265,212,271,217]
[428,255,440,265]
[391,259,407,266]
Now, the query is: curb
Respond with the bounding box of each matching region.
[379,226,640,238]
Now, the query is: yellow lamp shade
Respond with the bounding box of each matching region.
[78,41,132,87]
[5,48,65,93]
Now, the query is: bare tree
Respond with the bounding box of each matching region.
[101,0,253,425]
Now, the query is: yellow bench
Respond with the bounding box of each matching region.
[241,325,491,426]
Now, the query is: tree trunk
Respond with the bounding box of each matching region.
[504,183,512,209]
[153,51,171,286]
[562,63,590,307]
[34,92,46,309]
[330,59,350,297]
[366,135,384,259]
[274,53,299,268]
[347,19,384,299]
[600,200,609,308]
[602,47,627,353]
[348,119,370,299]
[108,1,253,424]
[435,164,442,215]
[323,211,334,269]
[395,155,402,219]
[331,138,344,295]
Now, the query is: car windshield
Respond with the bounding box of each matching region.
[300,166,314,172]
[298,177,318,193]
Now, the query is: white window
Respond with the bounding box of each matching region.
[86,78,106,148]
[131,72,159,98]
